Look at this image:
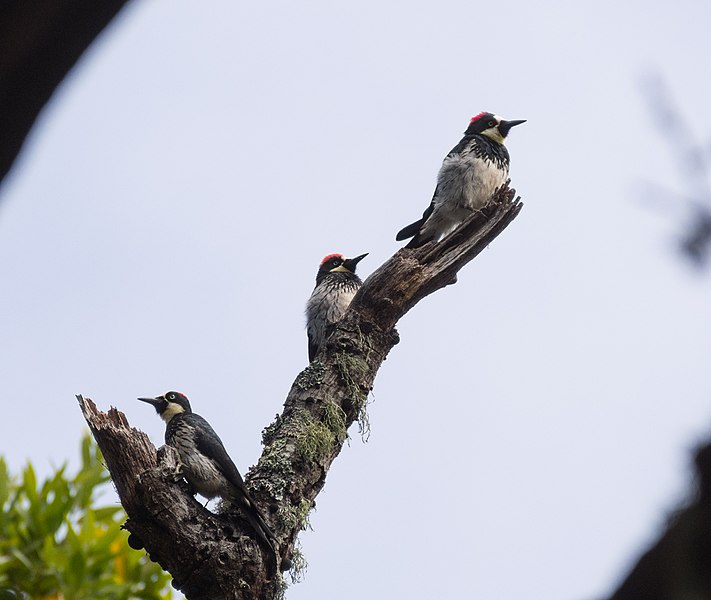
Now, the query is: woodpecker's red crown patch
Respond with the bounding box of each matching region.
[470,112,491,124]
[320,253,344,266]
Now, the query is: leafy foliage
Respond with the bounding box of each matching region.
[0,434,171,599]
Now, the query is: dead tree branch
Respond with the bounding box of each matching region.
[78,185,523,600]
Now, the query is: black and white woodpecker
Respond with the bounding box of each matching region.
[305,253,368,362]
[396,112,525,248]
[138,391,279,561]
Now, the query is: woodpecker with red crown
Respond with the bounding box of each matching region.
[138,391,284,568]
[396,112,525,248]
[305,253,368,362]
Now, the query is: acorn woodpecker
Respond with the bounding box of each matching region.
[138,391,278,559]
[396,112,525,248]
[305,253,368,362]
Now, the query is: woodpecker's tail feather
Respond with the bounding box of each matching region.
[245,507,278,555]
[244,504,292,572]
[395,218,425,242]
[232,494,283,570]
[404,231,435,249]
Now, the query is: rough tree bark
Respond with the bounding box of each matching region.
[78,185,522,600]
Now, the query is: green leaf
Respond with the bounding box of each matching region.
[20,465,36,504]
[7,549,31,572]
[0,459,10,508]
[80,433,92,469]
[0,437,172,598]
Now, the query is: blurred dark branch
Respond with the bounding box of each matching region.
[78,185,523,599]
[610,74,711,598]
[641,73,711,267]
[607,440,711,600]
[642,74,710,200]
[0,0,131,189]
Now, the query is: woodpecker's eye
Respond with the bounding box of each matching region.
[488,120,496,127]
[167,393,175,400]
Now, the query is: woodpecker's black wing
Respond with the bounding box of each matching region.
[397,134,476,244]
[191,415,278,556]
[395,135,474,248]
[396,191,436,242]
[190,415,249,494]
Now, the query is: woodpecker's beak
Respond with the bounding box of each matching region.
[498,119,526,136]
[138,396,163,407]
[343,253,368,272]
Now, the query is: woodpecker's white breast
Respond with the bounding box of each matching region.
[438,152,508,211]
[306,281,357,345]
[418,152,508,242]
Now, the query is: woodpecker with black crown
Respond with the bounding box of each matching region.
[305,253,368,362]
[138,391,281,566]
[396,112,525,248]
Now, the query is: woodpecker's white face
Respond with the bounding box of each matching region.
[318,254,348,275]
[138,391,191,423]
[315,253,368,279]
[159,398,186,423]
[479,114,507,144]
[465,112,526,146]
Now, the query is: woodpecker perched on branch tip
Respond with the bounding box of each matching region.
[396,112,525,248]
[305,253,368,362]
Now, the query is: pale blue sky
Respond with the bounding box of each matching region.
[2,1,711,598]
